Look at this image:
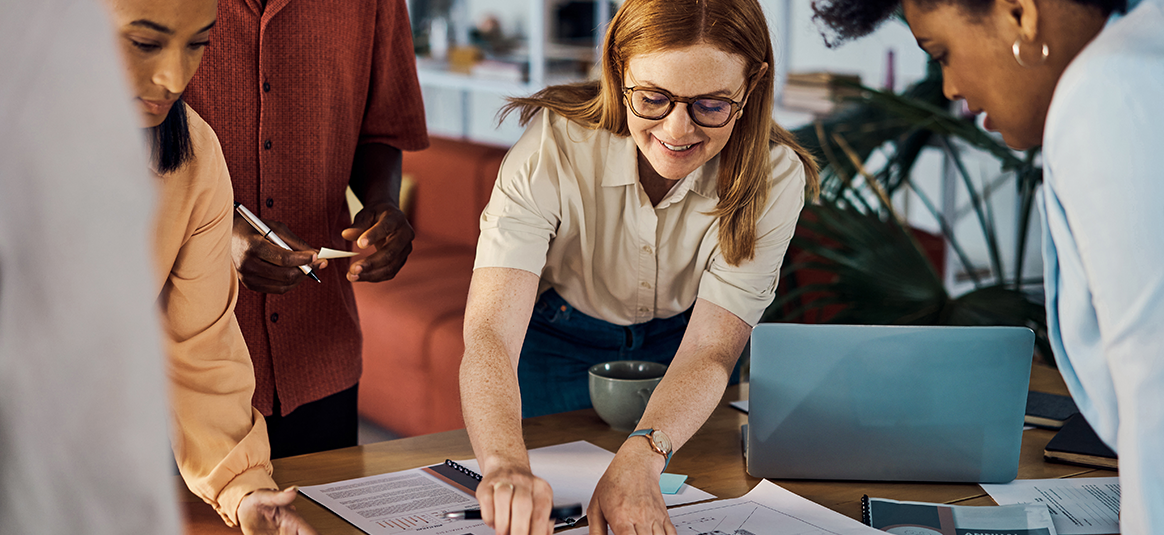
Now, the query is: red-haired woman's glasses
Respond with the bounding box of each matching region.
[623,86,742,128]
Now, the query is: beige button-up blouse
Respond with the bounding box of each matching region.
[475,111,807,326]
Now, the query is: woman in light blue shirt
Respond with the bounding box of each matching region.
[812,0,1163,532]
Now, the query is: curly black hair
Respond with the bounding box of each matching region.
[811,0,1128,48]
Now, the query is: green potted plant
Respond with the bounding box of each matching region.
[765,61,1050,361]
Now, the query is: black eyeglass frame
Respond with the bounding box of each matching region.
[622,86,745,128]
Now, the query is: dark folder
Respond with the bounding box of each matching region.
[1025,391,1079,429]
[1044,413,1118,470]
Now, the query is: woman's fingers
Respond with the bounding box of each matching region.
[493,481,515,535]
[479,470,555,535]
[510,481,534,535]
[477,478,496,527]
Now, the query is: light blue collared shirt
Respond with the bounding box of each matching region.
[1040,0,1164,532]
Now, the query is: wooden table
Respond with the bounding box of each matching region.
[181,363,1117,533]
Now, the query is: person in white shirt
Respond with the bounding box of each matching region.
[459,0,820,533]
[812,0,1163,532]
[0,0,179,533]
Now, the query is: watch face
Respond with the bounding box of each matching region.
[651,430,672,454]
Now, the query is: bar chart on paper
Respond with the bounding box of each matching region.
[375,514,446,530]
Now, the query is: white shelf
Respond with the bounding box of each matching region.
[416,67,534,96]
[414,0,609,145]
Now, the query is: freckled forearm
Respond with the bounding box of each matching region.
[635,350,734,449]
[460,332,530,472]
[459,268,541,473]
[635,299,750,451]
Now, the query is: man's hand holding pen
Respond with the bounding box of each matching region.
[230,200,415,294]
[231,210,325,294]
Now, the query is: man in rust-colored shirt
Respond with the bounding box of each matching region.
[184,0,428,458]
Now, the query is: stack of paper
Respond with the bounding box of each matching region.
[299,441,714,534]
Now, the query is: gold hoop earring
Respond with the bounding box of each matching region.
[1012,38,1049,68]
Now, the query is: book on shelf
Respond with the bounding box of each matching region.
[1025,390,1079,429]
[1044,413,1118,470]
[469,59,526,82]
[780,71,862,115]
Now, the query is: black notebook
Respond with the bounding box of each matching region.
[1044,413,1118,470]
[1025,391,1079,429]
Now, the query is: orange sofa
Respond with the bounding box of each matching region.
[354,137,508,437]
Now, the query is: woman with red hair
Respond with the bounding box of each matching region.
[459,0,819,533]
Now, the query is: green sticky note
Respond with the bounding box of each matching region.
[659,473,687,494]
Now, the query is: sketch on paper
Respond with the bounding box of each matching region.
[674,499,851,535]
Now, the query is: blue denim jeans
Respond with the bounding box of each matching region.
[517,289,691,418]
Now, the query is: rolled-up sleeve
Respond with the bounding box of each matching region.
[474,113,562,275]
[697,145,807,325]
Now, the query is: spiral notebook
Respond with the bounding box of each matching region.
[424,459,484,495]
[860,495,1057,534]
[298,440,714,535]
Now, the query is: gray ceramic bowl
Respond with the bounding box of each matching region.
[588,361,668,431]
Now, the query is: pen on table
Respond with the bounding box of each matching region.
[444,503,583,525]
[234,201,322,283]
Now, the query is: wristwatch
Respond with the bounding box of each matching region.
[629,428,673,471]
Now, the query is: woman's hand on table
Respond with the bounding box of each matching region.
[477,463,555,535]
[237,487,319,535]
[587,440,675,535]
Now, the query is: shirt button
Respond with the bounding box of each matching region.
[264,140,272,150]
[638,307,650,314]
[641,281,652,289]
[270,313,279,323]
[262,82,271,92]
[642,245,652,254]
[265,198,274,208]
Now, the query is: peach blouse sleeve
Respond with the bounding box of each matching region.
[154,105,278,526]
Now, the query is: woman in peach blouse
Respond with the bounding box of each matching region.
[103,0,320,532]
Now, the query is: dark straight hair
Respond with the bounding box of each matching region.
[149,98,194,175]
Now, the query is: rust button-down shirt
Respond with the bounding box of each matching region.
[184,0,429,416]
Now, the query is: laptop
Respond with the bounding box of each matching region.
[746,324,1034,483]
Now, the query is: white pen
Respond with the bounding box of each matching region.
[234,201,322,283]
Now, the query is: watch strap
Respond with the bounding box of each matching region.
[628,429,673,472]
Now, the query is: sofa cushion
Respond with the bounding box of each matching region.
[403,137,506,249]
[355,136,508,437]
[355,237,475,435]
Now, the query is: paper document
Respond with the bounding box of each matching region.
[299,441,714,534]
[562,479,881,535]
[318,247,359,259]
[455,441,714,509]
[300,465,478,534]
[981,478,1120,535]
